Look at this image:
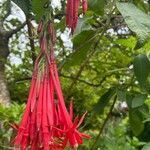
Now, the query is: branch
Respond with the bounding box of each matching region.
[2,0,11,22]
[60,73,103,87]
[15,77,31,83]
[0,1,11,35]
[0,26,8,36]
[6,21,27,38]
[15,72,112,87]
[61,73,114,87]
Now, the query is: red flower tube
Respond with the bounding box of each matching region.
[13,17,90,149]
[82,0,88,13]
[66,0,88,33]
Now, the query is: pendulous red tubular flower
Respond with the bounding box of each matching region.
[66,0,88,34]
[13,18,90,149]
[82,0,88,13]
[48,21,57,45]
[37,20,43,33]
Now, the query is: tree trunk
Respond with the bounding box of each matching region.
[0,36,10,106]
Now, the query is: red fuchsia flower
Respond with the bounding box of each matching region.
[37,20,43,33]
[81,0,88,13]
[66,0,88,34]
[13,20,90,150]
[48,21,57,45]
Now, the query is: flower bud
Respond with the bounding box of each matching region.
[82,0,88,14]
[37,20,43,33]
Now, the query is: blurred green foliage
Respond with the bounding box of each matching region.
[0,103,25,148]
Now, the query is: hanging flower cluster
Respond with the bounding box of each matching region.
[13,20,90,150]
[66,0,88,33]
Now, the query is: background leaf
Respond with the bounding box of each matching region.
[132,94,147,108]
[142,143,150,150]
[116,2,150,45]
[129,109,144,136]
[74,17,92,35]
[88,0,105,15]
[114,36,136,49]
[63,30,96,69]
[32,0,48,21]
[133,54,150,86]
[94,87,116,114]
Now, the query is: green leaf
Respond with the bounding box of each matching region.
[32,0,48,21]
[11,0,31,16]
[132,94,147,108]
[126,93,133,108]
[94,87,116,114]
[133,0,149,13]
[114,36,136,49]
[142,143,150,150]
[129,109,144,136]
[133,54,150,86]
[138,104,150,119]
[63,30,96,69]
[88,0,105,15]
[116,2,150,45]
[74,17,92,35]
[116,89,126,102]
